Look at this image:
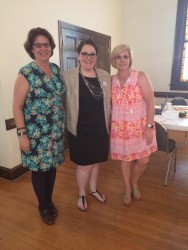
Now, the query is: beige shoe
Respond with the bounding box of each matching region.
[123,192,132,205]
[132,187,141,200]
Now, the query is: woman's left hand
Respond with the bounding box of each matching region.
[145,127,153,145]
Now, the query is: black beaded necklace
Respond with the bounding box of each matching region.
[79,67,103,100]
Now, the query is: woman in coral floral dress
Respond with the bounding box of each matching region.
[110,44,157,205]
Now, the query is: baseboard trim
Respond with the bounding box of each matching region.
[0,164,29,180]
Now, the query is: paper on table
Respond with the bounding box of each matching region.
[155,115,166,122]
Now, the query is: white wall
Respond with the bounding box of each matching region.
[0,0,182,169]
[123,0,178,92]
[0,0,123,168]
[0,84,10,168]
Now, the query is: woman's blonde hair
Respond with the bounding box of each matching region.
[111,44,133,68]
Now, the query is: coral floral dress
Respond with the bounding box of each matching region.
[110,70,157,161]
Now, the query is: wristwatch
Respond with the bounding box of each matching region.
[147,124,154,129]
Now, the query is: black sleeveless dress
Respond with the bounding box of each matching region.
[68,73,109,166]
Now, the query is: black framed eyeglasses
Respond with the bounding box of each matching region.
[33,43,50,48]
[80,52,97,59]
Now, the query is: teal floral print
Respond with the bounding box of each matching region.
[20,61,65,171]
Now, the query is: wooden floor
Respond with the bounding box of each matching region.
[1,131,188,250]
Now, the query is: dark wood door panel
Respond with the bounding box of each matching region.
[91,34,111,72]
[58,21,111,72]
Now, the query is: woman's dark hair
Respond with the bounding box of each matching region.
[24,27,56,59]
[77,39,98,54]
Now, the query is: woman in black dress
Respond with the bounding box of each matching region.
[63,39,111,211]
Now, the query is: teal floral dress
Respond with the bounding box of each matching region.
[20,61,65,171]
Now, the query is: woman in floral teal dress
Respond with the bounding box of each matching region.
[13,28,65,225]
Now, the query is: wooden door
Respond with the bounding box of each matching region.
[91,34,111,73]
[58,21,111,73]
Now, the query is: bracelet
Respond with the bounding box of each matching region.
[146,124,154,129]
[17,131,27,137]
[17,126,26,132]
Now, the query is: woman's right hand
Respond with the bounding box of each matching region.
[19,135,30,152]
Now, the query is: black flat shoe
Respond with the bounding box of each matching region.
[49,202,58,218]
[39,208,54,225]
[89,190,106,203]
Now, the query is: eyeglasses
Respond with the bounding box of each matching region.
[80,52,97,59]
[33,43,50,48]
[115,55,129,61]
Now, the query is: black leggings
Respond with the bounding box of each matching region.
[31,168,56,211]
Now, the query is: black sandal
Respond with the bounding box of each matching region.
[77,195,88,212]
[89,190,106,203]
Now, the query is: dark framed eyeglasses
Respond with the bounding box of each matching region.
[80,52,97,59]
[33,43,50,48]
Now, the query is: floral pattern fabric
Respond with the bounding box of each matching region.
[20,61,65,171]
[110,70,157,161]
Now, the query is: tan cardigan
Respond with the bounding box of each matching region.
[63,67,111,136]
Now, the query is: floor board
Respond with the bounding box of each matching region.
[1,130,188,250]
